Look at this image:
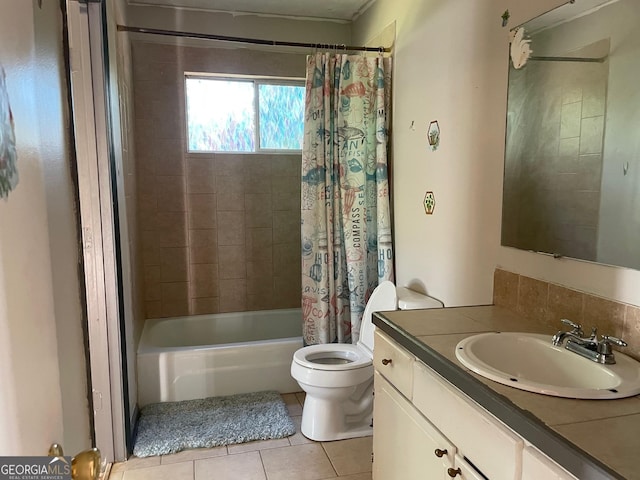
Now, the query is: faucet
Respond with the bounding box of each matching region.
[551,319,627,364]
[551,319,587,346]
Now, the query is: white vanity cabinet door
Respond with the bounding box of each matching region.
[374,330,415,399]
[522,446,578,480]
[413,361,523,480]
[373,371,454,480]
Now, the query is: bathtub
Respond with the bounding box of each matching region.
[137,308,303,407]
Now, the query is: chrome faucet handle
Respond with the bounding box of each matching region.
[601,335,627,347]
[597,335,627,356]
[560,318,584,336]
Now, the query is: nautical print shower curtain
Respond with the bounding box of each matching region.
[301,53,394,345]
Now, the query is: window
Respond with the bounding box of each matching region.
[185,76,305,153]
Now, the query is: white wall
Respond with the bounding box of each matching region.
[354,0,513,306]
[354,0,640,308]
[0,0,90,455]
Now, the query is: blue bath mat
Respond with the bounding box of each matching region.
[133,390,296,457]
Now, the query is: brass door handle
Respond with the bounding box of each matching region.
[381,358,392,365]
[434,448,447,458]
[447,467,462,477]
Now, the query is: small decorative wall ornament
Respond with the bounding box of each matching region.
[427,120,440,151]
[0,65,19,200]
[423,191,436,215]
[510,27,532,69]
[501,10,510,27]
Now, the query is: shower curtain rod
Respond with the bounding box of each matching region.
[117,25,390,53]
[529,55,606,63]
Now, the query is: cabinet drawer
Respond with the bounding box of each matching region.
[522,446,578,480]
[374,331,414,398]
[413,361,523,480]
[453,453,491,480]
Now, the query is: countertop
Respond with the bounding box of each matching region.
[373,305,640,480]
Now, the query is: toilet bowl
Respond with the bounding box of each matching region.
[290,281,442,441]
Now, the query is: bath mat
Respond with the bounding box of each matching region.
[133,390,296,457]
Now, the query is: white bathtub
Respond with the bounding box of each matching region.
[137,308,303,407]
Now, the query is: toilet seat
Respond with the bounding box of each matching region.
[293,344,371,371]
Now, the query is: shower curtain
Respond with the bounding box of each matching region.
[301,53,394,345]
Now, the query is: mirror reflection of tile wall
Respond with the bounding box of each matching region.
[132,42,304,318]
[503,42,608,260]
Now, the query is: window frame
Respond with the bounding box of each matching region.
[184,73,305,155]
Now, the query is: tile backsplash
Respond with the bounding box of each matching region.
[494,268,640,361]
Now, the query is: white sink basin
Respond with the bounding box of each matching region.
[455,332,640,399]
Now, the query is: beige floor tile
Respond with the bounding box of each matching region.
[282,393,303,416]
[228,437,290,454]
[261,443,336,480]
[122,461,192,480]
[195,451,265,480]
[107,470,123,480]
[161,446,227,464]
[110,456,161,474]
[333,473,372,480]
[288,415,314,446]
[322,437,372,476]
[295,392,306,406]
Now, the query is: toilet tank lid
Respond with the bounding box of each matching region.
[397,287,443,310]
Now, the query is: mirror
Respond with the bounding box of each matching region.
[502,0,640,270]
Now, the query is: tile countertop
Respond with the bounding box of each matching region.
[373,305,640,480]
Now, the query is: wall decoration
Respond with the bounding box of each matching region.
[510,27,532,69]
[0,65,18,200]
[501,10,510,27]
[423,191,436,215]
[427,120,440,151]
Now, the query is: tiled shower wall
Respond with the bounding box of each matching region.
[132,42,306,318]
[502,42,608,260]
[493,268,640,361]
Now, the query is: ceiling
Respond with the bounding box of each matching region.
[128,0,374,21]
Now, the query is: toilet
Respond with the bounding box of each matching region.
[290,281,443,441]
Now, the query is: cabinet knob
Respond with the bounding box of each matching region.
[434,448,447,458]
[381,358,392,365]
[447,467,462,477]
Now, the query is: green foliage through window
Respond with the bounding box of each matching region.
[186,76,304,153]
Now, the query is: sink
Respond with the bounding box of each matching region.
[455,332,640,399]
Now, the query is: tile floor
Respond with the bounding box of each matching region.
[108,393,372,480]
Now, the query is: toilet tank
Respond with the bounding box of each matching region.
[396,287,443,310]
[359,283,442,355]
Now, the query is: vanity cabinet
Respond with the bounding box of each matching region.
[373,371,455,479]
[373,330,576,480]
[413,360,523,479]
[373,331,495,479]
